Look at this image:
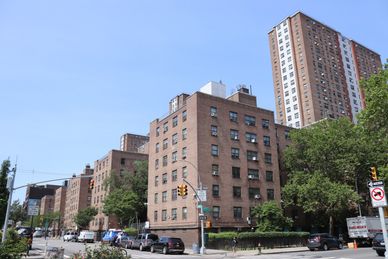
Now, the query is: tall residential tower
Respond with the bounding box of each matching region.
[269,12,381,128]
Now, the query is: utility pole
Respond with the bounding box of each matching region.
[2,164,16,243]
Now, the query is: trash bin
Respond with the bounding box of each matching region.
[45,246,65,259]
[192,243,200,254]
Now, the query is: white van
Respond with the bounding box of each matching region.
[77,230,95,243]
[63,231,78,242]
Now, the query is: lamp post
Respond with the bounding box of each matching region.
[178,159,206,255]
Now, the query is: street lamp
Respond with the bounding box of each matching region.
[178,159,206,255]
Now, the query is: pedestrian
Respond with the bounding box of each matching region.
[26,233,33,256]
[232,236,238,255]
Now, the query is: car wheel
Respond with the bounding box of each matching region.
[139,244,143,251]
[150,245,155,253]
[338,242,343,249]
[377,250,385,256]
[163,246,168,254]
[322,243,328,251]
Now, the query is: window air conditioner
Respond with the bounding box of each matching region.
[234,136,238,140]
[251,138,257,143]
[212,171,218,176]
[252,157,257,161]
[211,112,217,117]
[248,175,254,180]
[254,194,261,200]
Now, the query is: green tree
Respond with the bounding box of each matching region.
[74,207,97,230]
[0,160,11,227]
[9,200,27,226]
[283,171,360,234]
[103,160,148,228]
[252,201,292,232]
[357,62,388,181]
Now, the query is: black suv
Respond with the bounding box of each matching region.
[372,233,385,256]
[150,236,185,254]
[307,233,343,251]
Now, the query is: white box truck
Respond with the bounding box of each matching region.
[346,216,388,245]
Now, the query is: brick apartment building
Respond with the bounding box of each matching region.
[89,146,148,233]
[39,195,54,215]
[63,165,93,230]
[269,11,381,128]
[147,82,291,245]
[53,185,67,235]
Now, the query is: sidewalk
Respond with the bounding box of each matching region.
[25,247,45,259]
[187,246,309,257]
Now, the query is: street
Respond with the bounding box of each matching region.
[32,238,379,259]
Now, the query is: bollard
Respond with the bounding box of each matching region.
[353,240,358,249]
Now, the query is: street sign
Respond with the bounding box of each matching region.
[199,215,207,220]
[370,185,387,208]
[27,199,40,216]
[197,190,207,202]
[203,207,210,213]
[368,180,384,188]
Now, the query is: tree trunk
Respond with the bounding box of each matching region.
[329,216,333,235]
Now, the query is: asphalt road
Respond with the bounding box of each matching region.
[32,238,380,259]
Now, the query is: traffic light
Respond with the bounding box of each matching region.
[177,184,183,196]
[370,167,378,181]
[182,184,188,196]
[89,179,95,189]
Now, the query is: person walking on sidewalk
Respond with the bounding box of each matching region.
[232,236,238,256]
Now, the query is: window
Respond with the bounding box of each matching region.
[182,147,187,159]
[155,159,159,169]
[172,133,178,145]
[244,115,256,126]
[172,151,177,163]
[163,122,168,133]
[249,188,260,199]
[247,151,258,161]
[210,106,217,117]
[212,185,220,197]
[162,173,167,184]
[163,139,168,149]
[182,166,188,178]
[182,110,187,121]
[245,132,257,143]
[213,206,220,219]
[162,155,168,166]
[229,111,238,122]
[263,136,271,146]
[211,125,218,136]
[172,116,178,127]
[211,145,219,156]
[285,130,291,140]
[233,186,241,198]
[155,143,159,153]
[154,211,158,222]
[162,191,167,202]
[264,153,272,164]
[120,158,125,165]
[267,189,275,200]
[154,176,159,186]
[231,148,240,159]
[212,164,219,176]
[230,129,239,140]
[248,169,259,180]
[172,170,177,182]
[233,207,242,219]
[154,193,158,204]
[232,167,240,178]
[162,210,167,221]
[156,127,160,137]
[182,207,187,220]
[182,128,187,140]
[171,208,177,220]
[266,171,273,182]
[262,119,270,129]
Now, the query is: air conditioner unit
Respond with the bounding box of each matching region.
[234,136,238,140]
[251,138,257,143]
[252,157,257,161]
[211,112,217,117]
[254,194,261,200]
[212,171,218,176]
[248,175,254,180]
[211,132,218,136]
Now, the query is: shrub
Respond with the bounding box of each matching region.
[123,227,137,236]
[72,245,131,259]
[0,229,29,259]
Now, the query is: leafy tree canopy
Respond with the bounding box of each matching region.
[74,207,97,230]
[252,201,292,232]
[9,200,27,226]
[0,160,11,227]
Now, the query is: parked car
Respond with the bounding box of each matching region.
[33,230,43,238]
[117,235,135,249]
[63,231,78,242]
[131,233,159,251]
[372,233,385,256]
[102,230,121,245]
[77,230,95,243]
[17,227,33,238]
[307,233,343,251]
[150,236,185,254]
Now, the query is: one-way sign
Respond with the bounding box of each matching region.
[368,180,384,188]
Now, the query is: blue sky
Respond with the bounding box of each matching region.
[1,0,387,202]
